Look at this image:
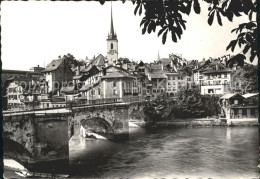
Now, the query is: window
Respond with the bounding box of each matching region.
[234,109,238,115]
[224,73,227,78]
[110,43,113,49]
[208,89,214,94]
[251,109,255,116]
[242,109,247,116]
[147,89,150,94]
[91,90,95,95]
[234,100,238,104]
[113,81,117,87]
[113,89,117,95]
[98,89,101,95]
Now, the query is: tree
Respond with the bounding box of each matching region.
[230,63,258,93]
[98,0,258,66]
[61,53,85,68]
[173,88,220,118]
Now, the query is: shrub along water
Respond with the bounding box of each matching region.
[143,89,221,123]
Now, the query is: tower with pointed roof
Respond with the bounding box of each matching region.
[107,3,118,66]
[157,50,160,62]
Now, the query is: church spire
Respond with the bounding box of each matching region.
[110,2,115,36]
[108,2,117,39]
[157,50,160,62]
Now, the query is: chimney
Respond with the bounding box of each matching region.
[170,59,173,68]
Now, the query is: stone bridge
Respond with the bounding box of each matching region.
[2,102,146,166]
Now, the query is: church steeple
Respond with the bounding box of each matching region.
[108,2,117,40]
[157,50,160,62]
[106,2,118,66]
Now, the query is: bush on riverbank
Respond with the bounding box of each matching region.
[171,89,221,119]
[143,89,221,122]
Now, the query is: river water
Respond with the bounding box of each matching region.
[69,126,259,178]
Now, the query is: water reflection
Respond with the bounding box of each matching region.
[70,126,259,178]
[226,127,232,140]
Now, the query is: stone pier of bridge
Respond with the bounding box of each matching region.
[69,102,145,140]
[3,109,71,166]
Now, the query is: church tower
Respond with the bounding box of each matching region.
[107,3,118,66]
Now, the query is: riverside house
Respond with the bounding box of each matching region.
[219,93,259,125]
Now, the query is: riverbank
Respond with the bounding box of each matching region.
[134,117,259,128]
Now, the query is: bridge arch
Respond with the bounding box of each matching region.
[3,137,33,166]
[81,117,114,134]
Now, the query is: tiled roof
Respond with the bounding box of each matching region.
[42,59,63,72]
[220,93,243,99]
[202,69,232,74]
[79,84,92,92]
[2,69,42,75]
[88,54,105,68]
[136,61,148,68]
[60,85,76,94]
[6,75,39,83]
[194,60,211,72]
[149,73,167,79]
[102,71,136,79]
[242,93,258,98]
[73,75,83,80]
[79,81,100,92]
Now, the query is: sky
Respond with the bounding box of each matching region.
[1,1,256,71]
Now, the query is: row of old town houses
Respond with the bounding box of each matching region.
[2,5,258,121]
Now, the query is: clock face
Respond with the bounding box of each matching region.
[110,50,116,55]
